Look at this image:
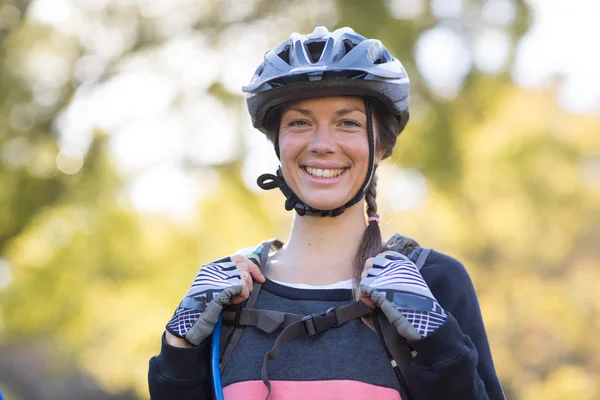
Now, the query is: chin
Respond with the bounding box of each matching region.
[298,193,349,212]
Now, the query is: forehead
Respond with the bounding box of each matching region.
[282,96,365,114]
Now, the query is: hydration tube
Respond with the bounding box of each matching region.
[211,314,225,400]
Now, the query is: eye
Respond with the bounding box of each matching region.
[339,119,362,129]
[287,119,310,127]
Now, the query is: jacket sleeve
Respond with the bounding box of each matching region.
[148,332,213,400]
[406,252,505,400]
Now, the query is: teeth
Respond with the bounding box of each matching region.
[304,167,345,178]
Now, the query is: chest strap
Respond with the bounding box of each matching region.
[222,308,299,333]
[256,301,374,400]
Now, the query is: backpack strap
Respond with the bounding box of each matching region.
[375,311,413,399]
[222,308,304,333]
[260,301,374,398]
[219,239,283,374]
[415,247,432,270]
[375,233,433,400]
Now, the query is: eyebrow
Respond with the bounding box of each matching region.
[286,108,314,117]
[334,107,366,116]
[285,106,366,117]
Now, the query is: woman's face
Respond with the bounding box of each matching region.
[278,96,379,211]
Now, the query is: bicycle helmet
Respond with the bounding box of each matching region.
[244,26,410,217]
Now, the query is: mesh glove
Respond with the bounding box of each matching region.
[166,252,260,346]
[360,251,447,340]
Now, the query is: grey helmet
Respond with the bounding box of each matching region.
[243,26,410,133]
[245,26,410,217]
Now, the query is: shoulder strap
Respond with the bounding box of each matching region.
[384,233,431,270]
[376,311,413,400]
[385,233,419,256]
[377,233,433,399]
[415,247,432,271]
[219,239,282,374]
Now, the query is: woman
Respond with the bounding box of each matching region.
[148,26,504,400]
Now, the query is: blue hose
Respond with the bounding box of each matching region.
[211,314,224,400]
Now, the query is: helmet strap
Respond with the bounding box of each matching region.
[256,99,376,217]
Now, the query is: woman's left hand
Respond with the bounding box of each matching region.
[359,251,447,339]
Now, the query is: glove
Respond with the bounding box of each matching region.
[166,251,260,346]
[360,251,447,340]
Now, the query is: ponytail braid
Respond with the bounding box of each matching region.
[353,175,384,288]
[351,99,402,291]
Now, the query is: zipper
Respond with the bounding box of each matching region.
[372,312,411,400]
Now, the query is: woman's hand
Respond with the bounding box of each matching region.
[359,257,377,308]
[229,254,266,304]
[359,251,447,339]
[164,251,265,346]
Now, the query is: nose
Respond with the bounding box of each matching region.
[308,124,336,155]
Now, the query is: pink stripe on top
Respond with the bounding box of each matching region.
[223,380,402,400]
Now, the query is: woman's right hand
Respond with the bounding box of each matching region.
[165,253,265,347]
[229,254,266,304]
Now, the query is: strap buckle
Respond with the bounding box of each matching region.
[301,307,340,336]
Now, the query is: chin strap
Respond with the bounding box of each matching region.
[257,167,347,217]
[257,99,376,218]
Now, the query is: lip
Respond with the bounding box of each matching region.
[301,166,349,184]
[301,161,349,169]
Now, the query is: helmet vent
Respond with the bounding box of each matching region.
[343,39,357,55]
[277,45,291,64]
[306,40,326,63]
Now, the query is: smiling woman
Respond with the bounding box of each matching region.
[148,26,505,400]
[276,97,373,211]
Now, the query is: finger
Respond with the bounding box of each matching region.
[359,294,376,308]
[236,262,249,276]
[246,262,266,283]
[231,254,258,267]
[361,257,375,279]
[235,263,254,288]
[240,270,253,293]
[230,254,246,264]
[230,274,250,304]
[240,275,250,298]
[232,256,266,283]
[232,253,260,267]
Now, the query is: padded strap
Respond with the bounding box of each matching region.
[385,233,419,254]
[219,239,282,374]
[415,248,431,271]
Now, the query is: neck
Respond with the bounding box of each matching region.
[268,202,368,285]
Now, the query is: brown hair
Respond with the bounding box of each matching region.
[264,97,402,285]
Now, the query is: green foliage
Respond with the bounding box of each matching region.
[0,0,598,399]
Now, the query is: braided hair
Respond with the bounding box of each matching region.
[351,100,401,288]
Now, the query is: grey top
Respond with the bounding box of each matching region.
[222,279,401,397]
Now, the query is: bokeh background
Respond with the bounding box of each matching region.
[0,0,599,399]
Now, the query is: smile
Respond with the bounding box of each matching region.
[303,166,348,178]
